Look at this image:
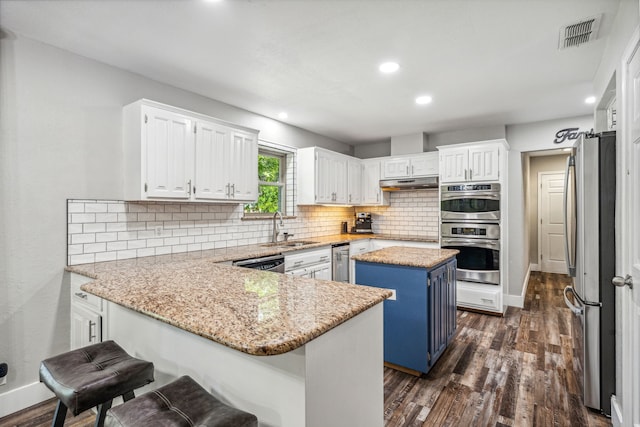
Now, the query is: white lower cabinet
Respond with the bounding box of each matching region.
[285,246,332,279]
[70,273,105,350]
[349,239,371,284]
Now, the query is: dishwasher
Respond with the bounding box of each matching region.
[284,247,332,280]
[332,243,350,283]
[232,254,285,273]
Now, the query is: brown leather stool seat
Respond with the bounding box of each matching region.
[105,375,258,427]
[40,340,154,427]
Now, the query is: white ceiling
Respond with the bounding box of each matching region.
[0,0,620,144]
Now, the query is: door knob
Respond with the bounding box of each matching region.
[612,274,633,289]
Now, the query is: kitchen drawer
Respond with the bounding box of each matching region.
[71,274,102,312]
[456,281,501,312]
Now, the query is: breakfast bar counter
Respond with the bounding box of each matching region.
[67,257,390,427]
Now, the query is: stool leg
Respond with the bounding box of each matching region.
[94,399,113,427]
[51,400,67,427]
[122,390,135,402]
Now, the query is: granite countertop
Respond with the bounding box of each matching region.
[351,246,459,269]
[67,258,391,357]
[65,233,439,356]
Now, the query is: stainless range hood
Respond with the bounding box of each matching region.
[379,176,439,191]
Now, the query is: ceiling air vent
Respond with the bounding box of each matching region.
[559,14,601,49]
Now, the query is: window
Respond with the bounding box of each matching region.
[244,143,295,216]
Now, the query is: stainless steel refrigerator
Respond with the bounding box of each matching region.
[563,131,616,416]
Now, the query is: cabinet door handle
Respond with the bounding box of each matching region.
[187,180,192,195]
[231,183,235,197]
[469,169,473,179]
[406,165,409,175]
[376,193,379,202]
[411,165,414,175]
[349,194,352,203]
[89,320,96,342]
[226,183,230,197]
[75,292,88,299]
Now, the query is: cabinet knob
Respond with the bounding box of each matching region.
[75,292,88,299]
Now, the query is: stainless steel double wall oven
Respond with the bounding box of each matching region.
[440,183,500,286]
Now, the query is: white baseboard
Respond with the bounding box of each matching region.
[610,394,623,427]
[503,264,532,309]
[530,263,540,272]
[0,381,54,418]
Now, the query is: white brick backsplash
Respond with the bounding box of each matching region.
[67,192,438,265]
[96,213,118,223]
[84,242,107,253]
[96,232,118,242]
[83,223,106,233]
[68,224,83,234]
[84,203,108,213]
[70,254,95,265]
[95,252,117,262]
[127,240,147,250]
[107,241,127,251]
[72,233,95,244]
[71,213,95,223]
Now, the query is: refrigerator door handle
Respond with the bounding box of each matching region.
[563,286,584,315]
[563,154,577,277]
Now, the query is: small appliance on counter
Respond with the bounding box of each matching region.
[352,212,373,234]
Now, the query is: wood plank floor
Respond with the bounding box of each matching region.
[1,272,611,427]
[384,271,611,426]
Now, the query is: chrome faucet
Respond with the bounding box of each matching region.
[272,211,284,243]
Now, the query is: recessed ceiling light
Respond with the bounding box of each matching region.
[278,112,288,120]
[585,96,596,104]
[379,62,399,74]
[415,95,433,105]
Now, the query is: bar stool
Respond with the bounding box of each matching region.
[105,375,258,427]
[39,340,154,427]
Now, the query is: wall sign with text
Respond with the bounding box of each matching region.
[553,127,594,144]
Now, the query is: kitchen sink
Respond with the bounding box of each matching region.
[261,240,318,248]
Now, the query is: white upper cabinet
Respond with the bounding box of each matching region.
[297,147,363,205]
[142,106,193,199]
[438,140,507,183]
[382,152,438,179]
[124,99,258,203]
[347,159,362,205]
[361,159,389,206]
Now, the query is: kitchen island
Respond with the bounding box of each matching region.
[67,258,391,427]
[352,246,458,375]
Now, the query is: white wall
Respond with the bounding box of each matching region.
[0,33,351,413]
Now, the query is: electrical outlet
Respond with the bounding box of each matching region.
[0,362,7,386]
[154,226,162,237]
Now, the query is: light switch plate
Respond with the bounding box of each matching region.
[389,289,396,300]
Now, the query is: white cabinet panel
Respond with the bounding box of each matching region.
[71,304,101,350]
[383,158,410,179]
[144,106,193,199]
[469,145,500,181]
[361,160,388,206]
[440,148,468,183]
[194,121,230,200]
[348,159,362,205]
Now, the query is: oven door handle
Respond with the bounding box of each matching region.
[441,238,499,248]
[440,192,500,201]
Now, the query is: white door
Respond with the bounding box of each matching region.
[539,172,567,273]
[616,28,640,427]
[361,161,382,205]
[469,145,500,181]
[439,148,468,183]
[382,158,410,179]
[347,159,362,205]
[410,153,438,177]
[229,130,258,202]
[144,106,193,199]
[316,150,334,203]
[194,121,229,200]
